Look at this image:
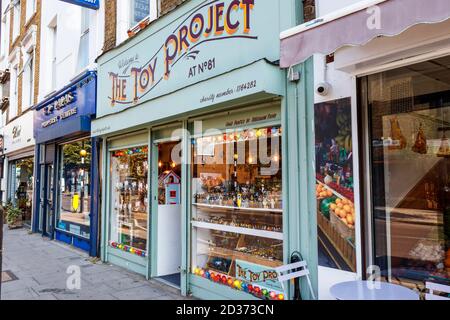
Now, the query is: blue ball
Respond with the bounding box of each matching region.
[205,271,210,279]
[242,284,248,292]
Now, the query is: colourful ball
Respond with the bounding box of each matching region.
[247,284,253,292]
[242,283,248,292]
[233,280,241,289]
[278,294,284,300]
[227,278,233,286]
[200,270,205,277]
[262,289,268,296]
[221,276,227,284]
[270,291,276,299]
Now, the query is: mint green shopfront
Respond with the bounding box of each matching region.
[92,0,317,300]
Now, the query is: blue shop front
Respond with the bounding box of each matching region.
[32,71,100,256]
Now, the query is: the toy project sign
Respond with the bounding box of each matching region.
[236,260,282,291]
[97,0,280,118]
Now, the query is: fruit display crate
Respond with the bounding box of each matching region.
[317,211,356,272]
[330,209,355,240]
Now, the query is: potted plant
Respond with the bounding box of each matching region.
[6,205,23,229]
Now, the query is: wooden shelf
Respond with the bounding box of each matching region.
[209,246,282,268]
[193,202,283,213]
[192,221,283,240]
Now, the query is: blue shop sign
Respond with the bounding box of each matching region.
[59,0,100,10]
[34,71,97,144]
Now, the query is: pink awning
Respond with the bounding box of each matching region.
[280,0,450,68]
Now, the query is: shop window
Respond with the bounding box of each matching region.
[109,146,149,256]
[57,139,92,238]
[21,51,34,110]
[9,157,34,227]
[362,56,450,285]
[314,98,356,272]
[191,126,284,300]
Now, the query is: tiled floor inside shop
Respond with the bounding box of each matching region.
[0,226,190,300]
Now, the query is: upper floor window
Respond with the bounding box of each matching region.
[12,0,21,41]
[9,64,19,120]
[130,0,150,27]
[0,10,7,57]
[25,0,36,23]
[77,8,90,72]
[117,0,158,44]
[21,50,34,110]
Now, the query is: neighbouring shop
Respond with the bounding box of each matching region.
[280,0,450,296]
[33,71,99,256]
[3,110,36,229]
[93,0,312,300]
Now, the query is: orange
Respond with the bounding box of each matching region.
[335,199,342,204]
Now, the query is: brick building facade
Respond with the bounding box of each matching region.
[7,0,41,121]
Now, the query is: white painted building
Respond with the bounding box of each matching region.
[38,0,105,101]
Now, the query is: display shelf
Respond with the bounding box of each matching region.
[316,179,352,202]
[193,202,283,213]
[191,220,283,240]
[316,175,354,202]
[208,246,282,268]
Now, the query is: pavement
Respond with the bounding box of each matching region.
[0,226,189,300]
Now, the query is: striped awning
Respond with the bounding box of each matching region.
[280,0,450,68]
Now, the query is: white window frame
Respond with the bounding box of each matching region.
[25,0,36,24]
[12,0,21,42]
[116,0,158,45]
[77,8,90,72]
[20,50,34,110]
[0,8,8,58]
[9,64,19,120]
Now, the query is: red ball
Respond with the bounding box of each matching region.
[221,276,227,284]
[247,284,253,292]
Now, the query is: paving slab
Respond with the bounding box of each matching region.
[0,227,191,300]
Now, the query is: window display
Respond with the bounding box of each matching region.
[57,139,91,238]
[361,56,450,285]
[10,157,34,227]
[110,146,149,257]
[191,126,284,300]
[314,98,356,272]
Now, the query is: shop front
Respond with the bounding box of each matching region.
[33,71,99,256]
[93,0,315,300]
[3,111,36,229]
[280,0,450,297]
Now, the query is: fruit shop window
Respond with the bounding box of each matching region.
[363,56,450,285]
[190,125,285,300]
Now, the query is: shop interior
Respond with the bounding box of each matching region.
[10,157,34,228]
[155,141,182,287]
[314,98,357,273]
[191,125,285,300]
[57,139,92,238]
[109,145,149,258]
[362,55,450,286]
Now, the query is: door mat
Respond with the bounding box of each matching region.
[1,271,18,283]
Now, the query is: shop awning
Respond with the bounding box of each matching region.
[280,0,450,68]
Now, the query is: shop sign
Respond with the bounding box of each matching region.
[34,72,96,142]
[59,0,100,10]
[235,260,282,292]
[3,111,35,154]
[97,0,280,118]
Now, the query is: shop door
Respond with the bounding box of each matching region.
[154,140,182,287]
[39,164,54,237]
